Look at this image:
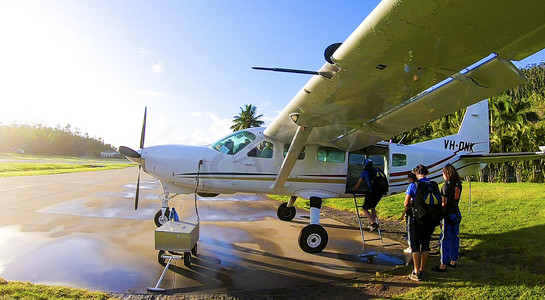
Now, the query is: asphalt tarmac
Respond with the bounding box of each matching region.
[0,168,405,294]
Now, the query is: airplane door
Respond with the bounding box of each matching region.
[234,140,276,192]
[201,147,234,193]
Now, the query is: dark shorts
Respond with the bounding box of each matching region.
[361,192,382,210]
[409,218,435,253]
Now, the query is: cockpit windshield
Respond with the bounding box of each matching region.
[211,130,256,155]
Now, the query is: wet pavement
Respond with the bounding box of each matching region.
[0,168,406,294]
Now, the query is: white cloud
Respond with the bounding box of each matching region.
[139,48,150,55]
[152,60,164,74]
[190,112,202,117]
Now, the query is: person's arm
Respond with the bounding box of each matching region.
[401,194,411,219]
[441,184,448,207]
[354,177,364,190]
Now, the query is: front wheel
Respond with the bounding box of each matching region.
[154,208,171,227]
[298,224,328,253]
[277,202,296,221]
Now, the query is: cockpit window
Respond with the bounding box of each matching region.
[211,131,256,155]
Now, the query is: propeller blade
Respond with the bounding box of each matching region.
[135,165,141,210]
[140,107,147,149]
[119,146,141,158]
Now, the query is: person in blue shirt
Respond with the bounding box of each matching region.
[406,164,435,281]
[353,159,384,231]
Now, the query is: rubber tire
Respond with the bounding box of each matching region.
[184,252,191,267]
[154,208,171,227]
[157,250,166,266]
[277,202,296,221]
[298,224,328,253]
[191,244,197,256]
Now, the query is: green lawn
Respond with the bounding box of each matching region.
[271,182,545,299]
[0,277,113,300]
[0,153,133,177]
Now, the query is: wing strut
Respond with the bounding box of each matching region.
[271,126,313,189]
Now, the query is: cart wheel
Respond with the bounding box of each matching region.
[154,208,170,227]
[184,252,191,267]
[157,250,166,266]
[191,244,197,256]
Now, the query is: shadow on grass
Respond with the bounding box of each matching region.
[461,224,545,275]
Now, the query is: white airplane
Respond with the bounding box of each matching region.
[120,0,545,253]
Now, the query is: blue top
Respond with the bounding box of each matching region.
[405,182,416,195]
[359,169,373,191]
[406,177,430,197]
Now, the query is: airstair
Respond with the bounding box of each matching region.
[353,194,383,260]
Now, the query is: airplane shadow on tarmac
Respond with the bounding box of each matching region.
[158,238,382,294]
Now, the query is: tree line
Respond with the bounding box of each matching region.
[393,62,545,183]
[0,123,117,157]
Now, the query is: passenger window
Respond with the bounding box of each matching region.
[392,153,407,167]
[283,144,305,159]
[248,141,274,158]
[211,131,256,155]
[317,147,345,163]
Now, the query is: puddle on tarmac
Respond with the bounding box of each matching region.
[0,233,154,292]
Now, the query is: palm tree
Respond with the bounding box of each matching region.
[230,104,264,132]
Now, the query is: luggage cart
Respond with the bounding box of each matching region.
[148,220,199,292]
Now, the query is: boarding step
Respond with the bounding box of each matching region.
[353,194,384,246]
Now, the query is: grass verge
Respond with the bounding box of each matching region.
[270,182,545,299]
[0,153,134,177]
[0,277,114,300]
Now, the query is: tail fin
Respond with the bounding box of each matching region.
[413,99,490,154]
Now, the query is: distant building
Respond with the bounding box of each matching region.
[101,151,120,158]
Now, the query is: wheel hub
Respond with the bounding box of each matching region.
[307,233,321,248]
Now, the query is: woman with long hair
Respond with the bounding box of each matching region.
[433,164,462,272]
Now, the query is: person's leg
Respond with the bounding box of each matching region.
[406,216,412,247]
[420,250,429,271]
[451,214,461,265]
[362,209,374,223]
[420,223,434,273]
[440,220,450,268]
[412,252,421,274]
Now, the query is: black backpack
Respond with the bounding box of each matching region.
[413,180,442,226]
[371,169,389,195]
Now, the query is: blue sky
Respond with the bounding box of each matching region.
[1,1,544,150]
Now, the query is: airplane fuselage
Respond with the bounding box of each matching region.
[140,126,487,199]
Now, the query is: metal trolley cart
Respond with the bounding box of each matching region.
[148,220,199,292]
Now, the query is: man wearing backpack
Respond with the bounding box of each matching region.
[353,159,388,232]
[405,164,442,281]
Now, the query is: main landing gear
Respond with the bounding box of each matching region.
[277,196,329,253]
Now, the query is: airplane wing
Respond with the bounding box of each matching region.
[264,0,545,152]
[460,150,545,164]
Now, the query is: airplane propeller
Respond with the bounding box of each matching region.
[119,107,147,210]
